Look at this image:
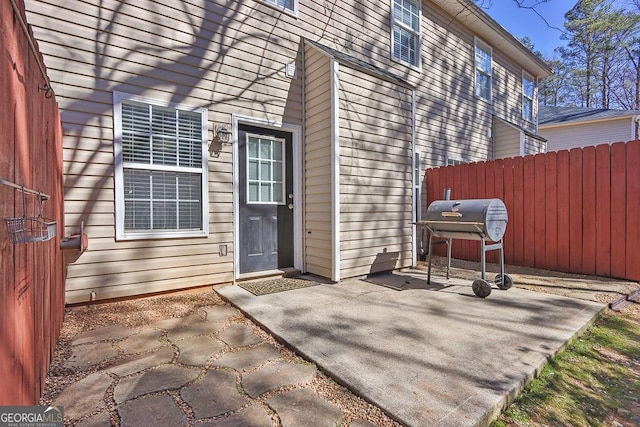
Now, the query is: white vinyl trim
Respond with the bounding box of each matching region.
[331,60,341,282]
[411,90,418,266]
[232,115,303,281]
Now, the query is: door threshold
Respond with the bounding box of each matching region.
[237,268,301,282]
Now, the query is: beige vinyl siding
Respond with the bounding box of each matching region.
[493,118,522,159]
[25,0,547,293]
[492,50,537,133]
[304,46,333,278]
[338,67,413,278]
[417,2,490,168]
[26,0,303,303]
[524,135,546,154]
[541,118,634,152]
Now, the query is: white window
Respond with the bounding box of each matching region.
[261,0,297,13]
[475,38,492,103]
[247,134,285,204]
[446,157,467,166]
[113,92,208,240]
[523,72,535,122]
[392,0,421,67]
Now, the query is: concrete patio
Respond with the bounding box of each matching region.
[217,269,605,427]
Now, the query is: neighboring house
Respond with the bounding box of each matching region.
[539,105,640,152]
[24,0,551,303]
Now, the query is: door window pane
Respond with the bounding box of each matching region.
[247,135,285,204]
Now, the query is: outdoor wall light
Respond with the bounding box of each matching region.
[215,124,233,144]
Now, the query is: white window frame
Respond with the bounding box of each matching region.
[390,0,422,69]
[257,0,298,16]
[445,155,467,166]
[246,133,286,205]
[474,37,493,103]
[113,91,209,240]
[522,71,535,122]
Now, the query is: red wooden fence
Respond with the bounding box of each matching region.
[1,0,65,405]
[426,140,640,282]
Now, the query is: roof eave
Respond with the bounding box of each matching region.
[539,114,640,129]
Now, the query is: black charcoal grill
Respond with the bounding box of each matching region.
[418,198,513,298]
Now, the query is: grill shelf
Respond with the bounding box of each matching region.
[417,198,512,298]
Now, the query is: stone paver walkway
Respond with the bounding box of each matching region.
[53,304,361,426]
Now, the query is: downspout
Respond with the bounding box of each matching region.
[330,60,341,282]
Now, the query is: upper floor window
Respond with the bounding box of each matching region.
[113,92,209,240]
[474,38,492,103]
[446,158,467,166]
[261,0,296,13]
[523,72,535,122]
[392,0,421,67]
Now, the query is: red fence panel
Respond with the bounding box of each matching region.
[425,139,640,283]
[1,0,65,405]
[544,152,558,272]
[569,148,583,274]
[595,144,611,277]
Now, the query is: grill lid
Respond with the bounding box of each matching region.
[424,198,508,242]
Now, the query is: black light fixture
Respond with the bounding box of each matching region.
[215,124,233,144]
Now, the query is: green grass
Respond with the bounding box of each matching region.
[491,310,640,427]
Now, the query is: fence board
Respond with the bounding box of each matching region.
[534,154,546,269]
[556,150,571,272]
[459,163,471,260]
[595,144,611,277]
[626,141,640,281]
[512,156,525,266]
[569,148,583,274]
[582,146,597,275]
[610,143,626,278]
[502,158,514,264]
[523,156,535,267]
[544,152,558,271]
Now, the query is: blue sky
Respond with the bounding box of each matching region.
[479,1,572,58]
[480,1,635,58]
